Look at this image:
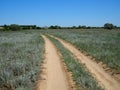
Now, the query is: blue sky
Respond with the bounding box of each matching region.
[0,0,120,26]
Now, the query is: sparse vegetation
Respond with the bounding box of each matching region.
[0,30,44,90]
[1,29,120,90]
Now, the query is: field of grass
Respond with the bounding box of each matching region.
[42,29,120,73]
[1,29,119,90]
[0,30,44,90]
[47,35,103,90]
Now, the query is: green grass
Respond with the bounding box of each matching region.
[42,29,120,73]
[0,30,44,90]
[46,35,103,90]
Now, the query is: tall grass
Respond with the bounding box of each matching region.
[47,35,103,90]
[42,29,120,73]
[0,30,44,90]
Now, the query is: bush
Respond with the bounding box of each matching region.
[9,24,21,31]
[104,23,114,30]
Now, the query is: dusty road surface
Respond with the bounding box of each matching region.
[50,35,120,90]
[37,35,71,90]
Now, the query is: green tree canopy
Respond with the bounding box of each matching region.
[104,23,114,30]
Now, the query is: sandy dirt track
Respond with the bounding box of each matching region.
[36,35,72,90]
[50,35,120,90]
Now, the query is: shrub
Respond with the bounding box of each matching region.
[104,23,114,30]
[9,24,21,31]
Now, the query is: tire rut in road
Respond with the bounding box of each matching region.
[49,35,120,90]
[36,35,74,90]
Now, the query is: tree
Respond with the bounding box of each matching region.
[3,24,9,30]
[49,25,61,29]
[9,24,21,31]
[36,26,42,29]
[81,25,87,29]
[30,25,37,29]
[104,23,114,30]
[71,26,77,29]
[77,25,82,29]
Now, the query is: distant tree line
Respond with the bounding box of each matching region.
[0,24,42,31]
[0,23,120,31]
[48,23,119,30]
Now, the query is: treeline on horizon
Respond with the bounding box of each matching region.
[0,23,120,31]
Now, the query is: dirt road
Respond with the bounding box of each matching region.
[50,35,120,90]
[37,35,71,90]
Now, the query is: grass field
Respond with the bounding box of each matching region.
[0,30,44,90]
[0,29,119,90]
[42,29,120,73]
[47,35,103,90]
